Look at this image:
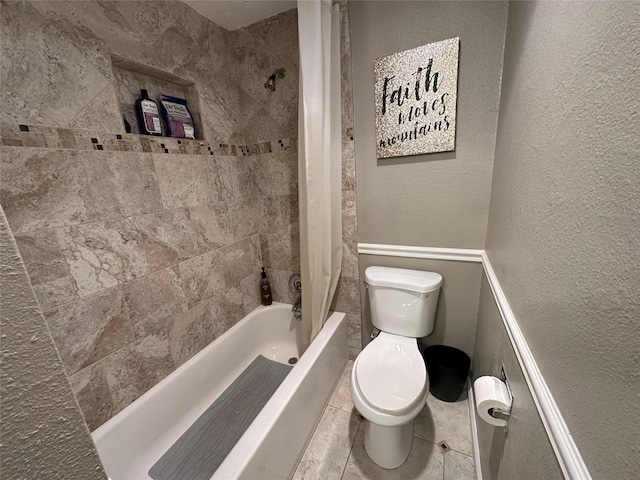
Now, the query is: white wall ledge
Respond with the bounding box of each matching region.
[358,243,483,262]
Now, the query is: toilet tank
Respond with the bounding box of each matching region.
[365,266,442,338]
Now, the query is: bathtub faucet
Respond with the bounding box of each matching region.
[292,294,302,321]
[289,273,302,321]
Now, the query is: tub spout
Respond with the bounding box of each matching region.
[289,273,302,321]
[292,295,302,321]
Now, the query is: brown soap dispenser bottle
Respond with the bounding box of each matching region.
[260,267,272,306]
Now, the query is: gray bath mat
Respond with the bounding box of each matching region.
[149,355,292,480]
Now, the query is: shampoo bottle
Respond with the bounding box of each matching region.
[260,267,272,306]
[135,89,162,136]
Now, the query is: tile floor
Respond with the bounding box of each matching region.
[293,362,476,480]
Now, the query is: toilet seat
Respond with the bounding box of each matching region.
[355,333,427,415]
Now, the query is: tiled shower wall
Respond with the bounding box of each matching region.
[1,1,243,142]
[0,0,300,430]
[231,3,362,361]
[231,9,299,144]
[235,3,362,358]
[334,1,362,360]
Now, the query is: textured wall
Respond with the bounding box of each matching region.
[485,1,640,478]
[349,1,508,249]
[0,206,106,479]
[0,0,299,430]
[473,274,563,480]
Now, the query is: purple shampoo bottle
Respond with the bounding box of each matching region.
[135,89,162,136]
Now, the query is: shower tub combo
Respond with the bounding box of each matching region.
[93,302,348,480]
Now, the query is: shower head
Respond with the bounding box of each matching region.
[264,75,276,91]
[264,68,286,91]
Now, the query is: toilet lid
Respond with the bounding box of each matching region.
[356,334,427,414]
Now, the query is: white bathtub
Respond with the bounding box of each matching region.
[92,302,348,480]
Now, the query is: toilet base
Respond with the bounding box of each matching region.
[364,419,414,469]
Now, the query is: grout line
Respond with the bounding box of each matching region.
[442,445,446,480]
[41,281,122,316]
[47,256,264,377]
[40,221,275,314]
[339,416,362,480]
[66,82,116,128]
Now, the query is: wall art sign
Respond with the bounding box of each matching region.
[375,37,459,159]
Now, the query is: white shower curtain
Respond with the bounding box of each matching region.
[297,0,342,343]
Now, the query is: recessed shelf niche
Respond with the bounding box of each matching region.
[111,56,204,140]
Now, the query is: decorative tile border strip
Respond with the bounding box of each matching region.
[0,122,295,157]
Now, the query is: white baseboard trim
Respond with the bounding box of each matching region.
[357,243,483,262]
[355,243,590,479]
[481,252,591,480]
[467,381,483,480]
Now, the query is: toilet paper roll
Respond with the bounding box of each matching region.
[474,376,512,427]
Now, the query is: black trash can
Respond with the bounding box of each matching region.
[424,345,471,402]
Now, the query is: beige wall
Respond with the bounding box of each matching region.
[0,0,299,430]
[0,206,106,479]
[349,0,507,363]
[349,1,508,249]
[485,1,640,478]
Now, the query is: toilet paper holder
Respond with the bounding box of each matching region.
[490,366,513,423]
[488,406,511,422]
[474,368,514,432]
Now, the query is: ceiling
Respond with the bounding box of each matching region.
[182,0,297,31]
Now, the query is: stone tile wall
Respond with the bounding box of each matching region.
[333,1,362,360]
[233,5,361,359]
[0,0,359,433]
[1,0,300,430]
[1,138,298,429]
[1,0,243,143]
[231,9,299,144]
[1,205,106,479]
[230,9,302,305]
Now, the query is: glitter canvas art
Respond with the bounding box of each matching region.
[375,37,459,159]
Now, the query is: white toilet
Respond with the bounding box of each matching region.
[350,266,442,469]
